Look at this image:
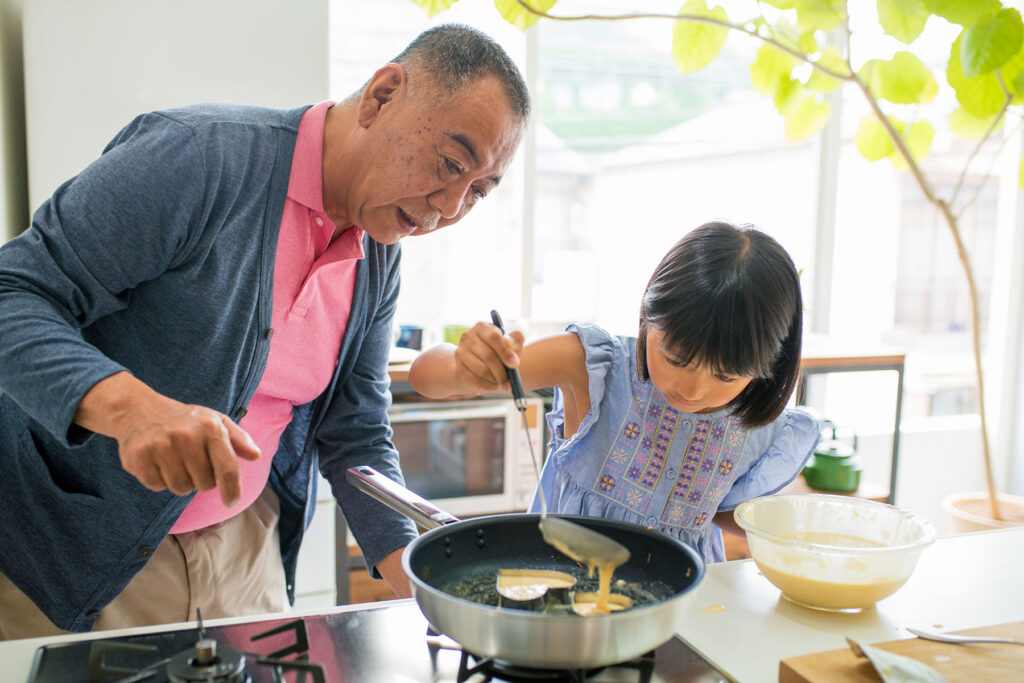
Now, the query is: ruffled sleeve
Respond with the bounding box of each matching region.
[717,406,822,510]
[566,323,625,442]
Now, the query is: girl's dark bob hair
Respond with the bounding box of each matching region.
[636,221,803,429]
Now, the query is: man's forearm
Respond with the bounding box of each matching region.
[375,546,412,598]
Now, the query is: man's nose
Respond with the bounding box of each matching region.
[429,183,470,220]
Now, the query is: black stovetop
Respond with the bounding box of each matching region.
[26,601,730,682]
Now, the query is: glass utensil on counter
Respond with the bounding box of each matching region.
[906,628,1024,646]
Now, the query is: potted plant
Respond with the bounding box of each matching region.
[413,0,1024,528]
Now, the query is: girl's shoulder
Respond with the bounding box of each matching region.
[565,323,636,365]
[780,405,823,441]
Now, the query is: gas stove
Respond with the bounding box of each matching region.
[26,601,729,682]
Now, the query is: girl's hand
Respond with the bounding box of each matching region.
[451,321,525,394]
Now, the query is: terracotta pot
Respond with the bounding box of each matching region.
[942,491,1024,533]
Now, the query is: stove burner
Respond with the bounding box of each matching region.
[75,610,327,683]
[456,650,654,683]
[426,624,655,683]
[165,639,246,682]
[458,651,607,682]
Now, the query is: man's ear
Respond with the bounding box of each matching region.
[357,64,407,128]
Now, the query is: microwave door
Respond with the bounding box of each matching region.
[388,400,530,516]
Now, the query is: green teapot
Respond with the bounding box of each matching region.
[802,420,862,493]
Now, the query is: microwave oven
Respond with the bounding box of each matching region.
[387,397,545,516]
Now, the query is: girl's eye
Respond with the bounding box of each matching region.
[715,373,737,383]
[665,355,688,368]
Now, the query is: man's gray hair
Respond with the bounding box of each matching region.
[392,23,531,122]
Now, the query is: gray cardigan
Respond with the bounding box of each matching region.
[0,103,418,632]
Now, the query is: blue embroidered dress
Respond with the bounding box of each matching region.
[530,324,820,564]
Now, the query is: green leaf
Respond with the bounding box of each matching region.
[949,107,1003,139]
[798,30,820,54]
[922,0,1000,27]
[773,77,803,115]
[1018,155,1024,192]
[877,0,929,44]
[494,0,556,30]
[860,52,938,104]
[855,114,898,161]
[760,0,795,8]
[411,0,459,17]
[961,8,1024,77]
[750,43,798,96]
[947,31,1012,116]
[785,95,830,140]
[806,45,848,91]
[768,17,808,54]
[794,0,845,32]
[671,0,730,74]
[899,119,935,166]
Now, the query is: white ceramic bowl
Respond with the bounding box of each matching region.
[734,494,936,613]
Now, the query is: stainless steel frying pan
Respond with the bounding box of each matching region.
[347,466,705,669]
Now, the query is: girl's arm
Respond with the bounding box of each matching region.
[713,510,746,537]
[409,326,592,436]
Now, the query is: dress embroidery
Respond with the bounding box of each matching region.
[591,378,750,532]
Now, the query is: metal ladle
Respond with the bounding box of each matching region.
[490,311,631,571]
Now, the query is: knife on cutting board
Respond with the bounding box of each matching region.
[779,620,1024,682]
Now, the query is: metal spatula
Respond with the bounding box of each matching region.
[490,310,631,570]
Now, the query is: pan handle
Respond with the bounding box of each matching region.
[346,466,461,530]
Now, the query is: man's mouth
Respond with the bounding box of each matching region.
[397,208,420,233]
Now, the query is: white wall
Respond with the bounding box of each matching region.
[20,0,336,607]
[853,416,984,535]
[22,0,329,209]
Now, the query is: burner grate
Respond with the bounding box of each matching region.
[455,650,654,683]
[32,611,326,683]
[426,624,655,683]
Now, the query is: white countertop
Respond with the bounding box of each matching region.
[677,526,1024,682]
[3,528,1021,682]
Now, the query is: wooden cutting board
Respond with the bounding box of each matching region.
[779,621,1024,682]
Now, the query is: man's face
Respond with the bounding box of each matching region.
[326,69,524,244]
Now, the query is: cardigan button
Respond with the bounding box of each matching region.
[235,408,248,420]
[138,545,153,558]
[266,328,275,340]
[87,610,102,620]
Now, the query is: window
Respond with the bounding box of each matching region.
[329,0,1004,423]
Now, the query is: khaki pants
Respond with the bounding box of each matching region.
[0,487,287,640]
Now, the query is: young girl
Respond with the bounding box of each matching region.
[409,221,820,563]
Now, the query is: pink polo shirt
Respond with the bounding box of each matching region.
[172,102,363,533]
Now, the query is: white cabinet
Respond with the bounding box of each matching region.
[293,475,338,610]
[22,0,328,209]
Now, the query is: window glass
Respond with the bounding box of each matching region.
[329,1,1001,424]
[824,11,999,426]
[530,1,818,337]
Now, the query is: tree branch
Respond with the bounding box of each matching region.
[951,72,1013,210]
[512,0,854,81]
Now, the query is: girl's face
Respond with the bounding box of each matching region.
[645,327,755,414]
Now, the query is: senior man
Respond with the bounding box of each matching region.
[0,23,529,638]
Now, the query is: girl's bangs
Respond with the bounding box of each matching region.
[656,301,779,380]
